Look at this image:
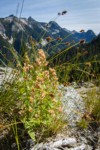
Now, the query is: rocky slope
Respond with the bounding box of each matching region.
[0,15,96,58]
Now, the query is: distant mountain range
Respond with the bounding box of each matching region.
[0,15,97,58]
[0,15,99,82]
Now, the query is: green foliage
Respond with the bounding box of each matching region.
[78,88,100,129]
[84,88,100,123]
[48,34,100,83]
[0,49,64,143]
[77,118,89,129]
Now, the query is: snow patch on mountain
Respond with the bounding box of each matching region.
[41,39,48,46]
[12,22,24,32]
[0,23,5,33]
[52,29,60,35]
[40,25,48,31]
[8,37,13,44]
[4,16,14,22]
[28,24,33,29]
[20,18,28,26]
[0,32,7,39]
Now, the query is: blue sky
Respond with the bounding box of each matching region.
[0,0,100,34]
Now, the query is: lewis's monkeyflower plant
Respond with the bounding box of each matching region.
[17,49,64,141]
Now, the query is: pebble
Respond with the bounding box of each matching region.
[62,138,77,147]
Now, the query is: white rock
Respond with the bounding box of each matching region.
[0,67,14,86]
[59,85,85,126]
[31,144,59,150]
[53,140,62,148]
[31,143,43,150]
[68,144,86,150]
[53,138,77,148]
[62,138,77,147]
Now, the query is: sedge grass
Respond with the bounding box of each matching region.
[0,11,100,150]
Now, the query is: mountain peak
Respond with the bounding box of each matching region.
[28,16,36,22]
[9,14,15,17]
[49,21,59,26]
[4,14,17,22]
[86,30,95,35]
[48,21,61,29]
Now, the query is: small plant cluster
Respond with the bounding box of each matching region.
[18,49,64,140]
[78,88,100,129]
[0,49,64,142]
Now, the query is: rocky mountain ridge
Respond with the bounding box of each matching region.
[0,15,96,55]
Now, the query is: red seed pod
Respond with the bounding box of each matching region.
[80,29,85,33]
[65,42,70,45]
[46,36,52,42]
[79,39,85,44]
[56,37,62,41]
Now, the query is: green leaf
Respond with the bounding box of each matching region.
[28,130,35,141]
